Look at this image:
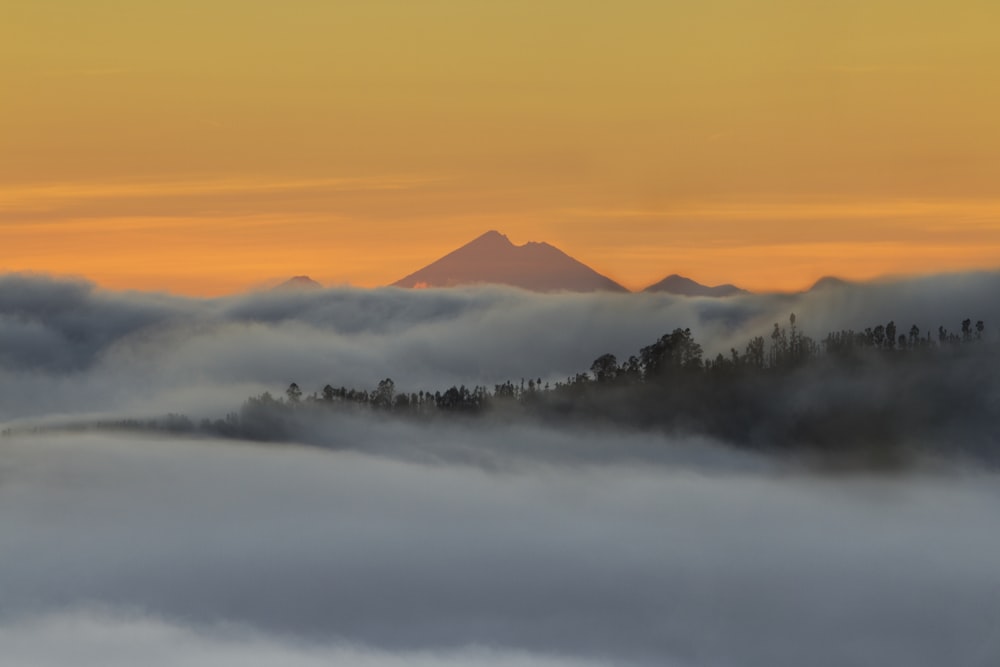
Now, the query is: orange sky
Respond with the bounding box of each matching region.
[3,1,1000,294]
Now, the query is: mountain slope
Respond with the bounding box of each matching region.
[643,274,749,297]
[808,276,852,292]
[273,275,323,291]
[392,231,628,293]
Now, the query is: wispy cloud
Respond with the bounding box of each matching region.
[2,271,1000,422]
[823,64,939,74]
[39,67,138,79]
[558,198,1000,224]
[0,175,445,212]
[0,611,612,667]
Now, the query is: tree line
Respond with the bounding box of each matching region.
[271,314,991,412]
[38,314,992,465]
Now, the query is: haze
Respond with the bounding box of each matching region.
[3,3,1000,663]
[2,273,1000,664]
[3,1,1000,294]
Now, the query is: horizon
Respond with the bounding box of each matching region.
[4,2,1000,295]
[6,207,1000,296]
[8,226,1000,297]
[5,5,1000,664]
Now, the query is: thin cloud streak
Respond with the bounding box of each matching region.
[559,197,1000,223]
[0,175,445,212]
[0,611,613,667]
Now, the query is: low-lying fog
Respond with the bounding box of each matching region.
[2,271,999,423]
[2,272,999,665]
[2,430,999,666]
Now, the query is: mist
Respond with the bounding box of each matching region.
[2,431,1000,666]
[3,271,1000,425]
[2,272,1000,664]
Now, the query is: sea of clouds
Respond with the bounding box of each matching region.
[2,270,999,424]
[2,272,999,665]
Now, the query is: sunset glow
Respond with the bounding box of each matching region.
[3,1,999,294]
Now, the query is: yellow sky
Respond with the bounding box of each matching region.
[2,1,999,294]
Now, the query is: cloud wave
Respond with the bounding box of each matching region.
[2,270,999,425]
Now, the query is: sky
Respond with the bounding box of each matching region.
[3,1,1000,295]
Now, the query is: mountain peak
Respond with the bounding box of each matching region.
[809,276,851,291]
[465,229,515,248]
[643,274,749,297]
[477,229,510,241]
[273,275,323,291]
[392,231,627,293]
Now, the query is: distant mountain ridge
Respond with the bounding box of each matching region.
[273,275,323,291]
[643,274,750,297]
[808,276,852,291]
[390,231,757,295]
[391,230,628,293]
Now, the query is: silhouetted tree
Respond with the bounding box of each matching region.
[641,328,703,379]
[873,324,886,348]
[745,335,766,369]
[885,321,896,350]
[620,355,643,383]
[590,353,618,383]
[770,323,784,366]
[373,378,395,409]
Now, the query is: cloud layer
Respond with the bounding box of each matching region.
[3,272,1000,664]
[1,432,999,666]
[0,611,611,667]
[3,270,1000,425]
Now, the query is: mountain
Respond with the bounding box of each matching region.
[643,274,749,297]
[807,276,852,292]
[392,231,628,293]
[273,275,323,291]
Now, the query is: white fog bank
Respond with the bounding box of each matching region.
[1,432,998,666]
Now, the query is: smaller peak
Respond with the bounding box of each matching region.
[809,276,850,291]
[659,274,699,285]
[643,273,748,297]
[273,275,323,291]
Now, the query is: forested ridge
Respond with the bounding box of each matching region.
[49,313,996,465]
